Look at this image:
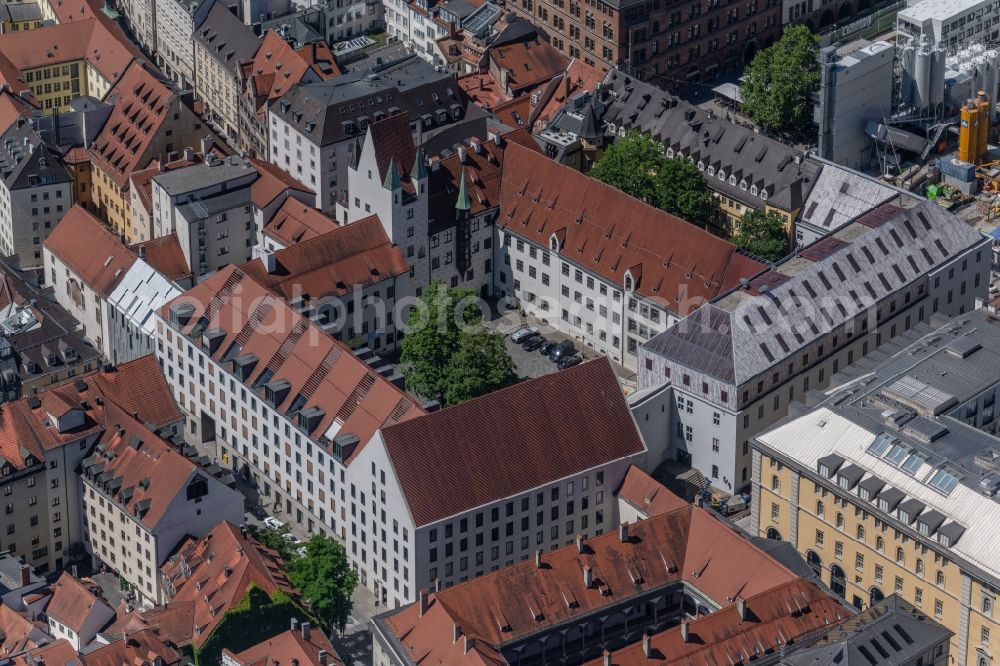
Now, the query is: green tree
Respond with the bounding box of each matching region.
[254,525,297,563]
[740,25,820,137]
[442,330,516,406]
[400,282,514,405]
[590,130,713,225]
[288,534,358,633]
[653,157,713,226]
[731,209,790,262]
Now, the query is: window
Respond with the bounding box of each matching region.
[983,595,994,616]
[916,559,925,577]
[982,625,991,645]
[816,501,824,518]
[771,475,780,492]
[834,541,843,559]
[815,529,824,546]
[934,598,943,618]
[855,553,864,571]
[856,525,865,541]
[896,547,905,565]
[770,503,780,521]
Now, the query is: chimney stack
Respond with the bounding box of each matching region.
[318,650,327,665]
[183,146,194,162]
[458,145,467,163]
[619,522,629,543]
[463,635,475,654]
[290,617,299,632]
[470,137,481,153]
[575,533,583,553]
[18,564,29,587]
[418,588,429,616]
[583,565,593,588]
[301,621,310,640]
[453,623,462,643]
[681,620,690,643]
[535,549,542,568]
[642,632,651,657]
[737,597,747,621]
[200,135,214,156]
[434,577,441,593]
[602,650,612,666]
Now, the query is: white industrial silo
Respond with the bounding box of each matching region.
[900,43,916,107]
[914,39,933,109]
[931,45,946,108]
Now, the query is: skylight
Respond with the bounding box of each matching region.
[900,453,925,475]
[928,469,959,494]
[867,433,894,456]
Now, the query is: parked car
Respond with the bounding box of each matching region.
[262,517,285,530]
[510,326,539,343]
[548,339,575,362]
[558,355,582,369]
[284,533,303,545]
[522,336,546,352]
[539,340,556,355]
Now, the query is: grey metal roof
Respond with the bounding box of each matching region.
[1,2,42,22]
[194,0,260,74]
[642,201,987,387]
[153,156,256,196]
[798,165,898,234]
[781,595,952,666]
[601,69,820,213]
[0,120,71,190]
[271,55,464,147]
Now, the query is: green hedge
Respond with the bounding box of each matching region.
[194,585,316,666]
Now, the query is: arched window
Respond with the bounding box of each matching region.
[916,559,925,577]
[806,550,822,576]
[816,500,825,518]
[836,512,844,528]
[876,536,884,553]
[896,547,905,565]
[856,525,865,541]
[936,570,945,586]
[771,475,780,492]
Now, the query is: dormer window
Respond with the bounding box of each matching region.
[751,185,758,196]
[707,166,715,176]
[549,234,560,252]
[698,161,705,171]
[818,463,829,477]
[729,175,737,185]
[666,148,675,158]
[624,272,633,291]
[718,170,726,180]
[740,180,748,190]
[878,498,889,512]
[761,189,768,201]
[898,509,909,523]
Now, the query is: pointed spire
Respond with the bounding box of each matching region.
[411,146,427,181]
[455,169,471,212]
[383,157,401,191]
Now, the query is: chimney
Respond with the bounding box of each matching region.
[430,157,441,172]
[317,650,327,665]
[603,650,612,666]
[138,244,146,260]
[434,578,441,593]
[680,620,690,643]
[183,147,194,162]
[737,598,747,621]
[261,251,277,274]
[642,632,651,657]
[457,145,467,163]
[583,565,593,588]
[534,549,542,568]
[470,137,481,153]
[157,155,165,172]
[452,623,462,643]
[575,533,583,553]
[290,617,299,632]
[463,635,475,654]
[200,136,214,156]
[418,588,429,616]
[70,564,78,578]
[619,522,629,543]
[18,564,30,587]
[301,621,310,640]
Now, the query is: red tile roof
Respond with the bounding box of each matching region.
[132,233,192,282]
[491,95,531,130]
[81,403,220,531]
[368,112,416,183]
[242,215,407,300]
[0,90,34,134]
[458,73,507,110]
[380,358,644,527]
[383,506,821,663]
[223,628,344,666]
[105,601,196,649]
[498,143,764,305]
[12,639,81,666]
[90,355,183,429]
[82,628,181,666]
[88,62,179,189]
[0,19,138,86]
[44,205,137,298]
[46,573,112,633]
[0,605,46,657]
[241,31,339,120]
[250,158,312,209]
[161,522,299,648]
[489,38,568,96]
[586,580,846,666]
[533,58,605,128]
[262,197,340,247]
[159,266,424,458]
[616,465,688,518]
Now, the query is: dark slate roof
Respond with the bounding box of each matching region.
[642,202,986,388]
[271,54,467,147]
[600,70,820,213]
[0,119,71,190]
[781,595,952,666]
[194,0,260,75]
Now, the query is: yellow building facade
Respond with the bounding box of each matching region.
[753,430,1000,666]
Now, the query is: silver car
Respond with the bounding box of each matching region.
[510,326,539,343]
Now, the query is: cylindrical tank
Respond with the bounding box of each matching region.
[959,99,982,163]
[977,91,991,160]
[915,45,933,109]
[931,47,946,107]
[900,44,915,107]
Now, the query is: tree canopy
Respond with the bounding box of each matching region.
[288,534,357,633]
[400,282,515,405]
[730,209,790,262]
[590,130,714,225]
[254,525,297,563]
[740,25,820,137]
